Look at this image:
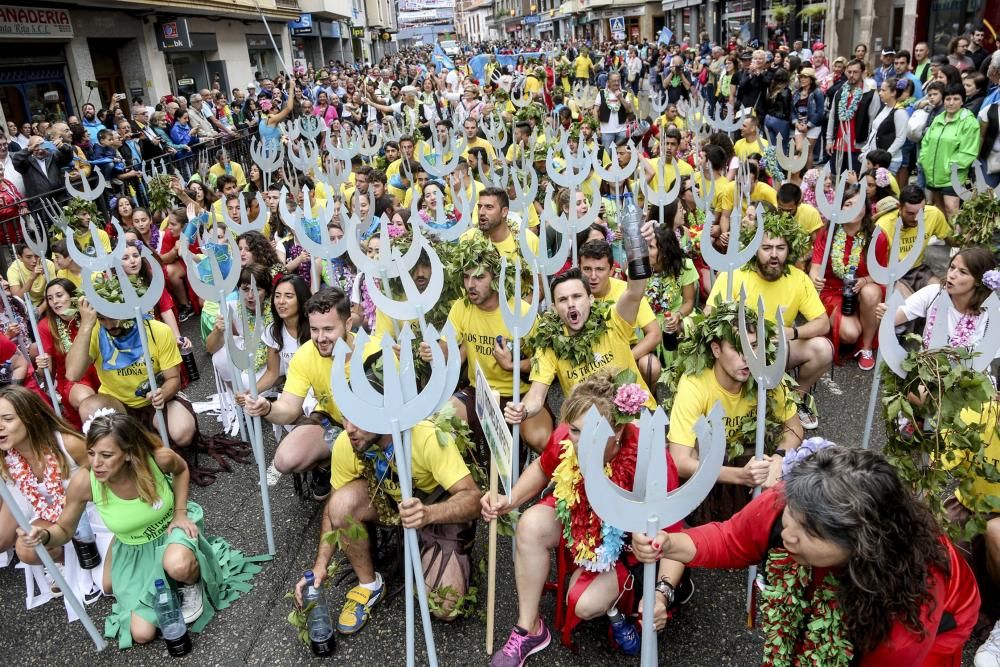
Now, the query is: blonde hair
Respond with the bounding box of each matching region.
[0,386,81,481]
[559,370,617,425]
[85,412,164,506]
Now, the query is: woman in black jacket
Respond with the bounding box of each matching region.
[763,69,793,146]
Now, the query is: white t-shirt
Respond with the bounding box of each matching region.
[261,323,302,377]
[599,90,626,134]
[900,284,1000,358]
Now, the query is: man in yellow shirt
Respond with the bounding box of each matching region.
[642,127,693,192]
[706,213,832,430]
[294,413,479,633]
[460,187,540,262]
[667,303,802,523]
[385,135,417,203]
[573,49,594,84]
[733,115,769,159]
[207,148,247,189]
[878,185,952,297]
[717,162,778,235]
[441,237,552,453]
[579,240,662,388]
[460,117,496,164]
[7,243,56,311]
[506,257,657,428]
[210,174,242,225]
[244,288,357,499]
[776,182,824,237]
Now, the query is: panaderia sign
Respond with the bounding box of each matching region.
[0,6,73,39]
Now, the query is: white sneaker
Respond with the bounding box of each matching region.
[178,582,204,624]
[975,620,1000,667]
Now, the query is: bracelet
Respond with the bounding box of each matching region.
[40,528,50,546]
[792,326,799,341]
[264,400,273,416]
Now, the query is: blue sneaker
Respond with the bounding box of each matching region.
[337,581,384,634]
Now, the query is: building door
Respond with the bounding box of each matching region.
[206,61,229,96]
[88,39,129,112]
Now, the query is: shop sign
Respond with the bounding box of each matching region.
[155,19,192,51]
[524,14,540,24]
[0,6,73,39]
[247,35,270,49]
[177,78,195,86]
[289,13,315,36]
[352,26,364,38]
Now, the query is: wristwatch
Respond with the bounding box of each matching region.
[655,577,675,606]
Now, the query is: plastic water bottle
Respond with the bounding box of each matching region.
[841,267,857,316]
[153,579,192,657]
[663,311,678,351]
[620,192,651,279]
[72,512,101,570]
[322,419,335,448]
[302,571,335,656]
[607,606,640,656]
[0,360,12,386]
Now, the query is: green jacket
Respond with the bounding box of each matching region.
[918,107,981,188]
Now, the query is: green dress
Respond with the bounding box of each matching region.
[645,258,699,364]
[90,459,269,648]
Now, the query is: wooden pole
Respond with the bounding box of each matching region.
[486,455,499,654]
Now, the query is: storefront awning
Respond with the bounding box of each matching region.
[662,0,700,9]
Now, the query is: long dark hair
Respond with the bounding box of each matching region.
[0,386,81,481]
[43,278,81,354]
[783,446,949,653]
[952,246,997,312]
[651,221,684,278]
[270,274,311,350]
[237,230,280,268]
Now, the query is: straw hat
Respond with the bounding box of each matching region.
[799,67,817,80]
[874,196,900,219]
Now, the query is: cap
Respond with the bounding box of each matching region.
[881,48,896,56]
[739,51,752,60]
[247,81,258,89]
[812,41,825,51]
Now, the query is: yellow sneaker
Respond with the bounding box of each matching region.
[336,581,384,634]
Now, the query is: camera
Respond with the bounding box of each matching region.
[135,373,166,398]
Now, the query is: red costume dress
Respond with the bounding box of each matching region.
[37,317,100,428]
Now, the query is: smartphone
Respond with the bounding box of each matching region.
[496,335,505,347]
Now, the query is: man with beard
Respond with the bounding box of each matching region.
[291,359,480,634]
[507,257,658,429]
[667,301,801,525]
[80,103,102,144]
[441,237,552,453]
[66,280,196,450]
[244,288,357,499]
[826,59,880,175]
[705,212,831,430]
[461,187,539,262]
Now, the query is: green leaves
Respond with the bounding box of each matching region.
[147,175,177,216]
[954,191,1000,248]
[528,299,613,368]
[881,345,1000,540]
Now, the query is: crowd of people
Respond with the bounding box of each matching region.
[0,22,999,667]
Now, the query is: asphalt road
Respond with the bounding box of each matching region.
[0,314,980,666]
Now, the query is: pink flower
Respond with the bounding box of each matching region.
[613,383,648,415]
[387,223,405,238]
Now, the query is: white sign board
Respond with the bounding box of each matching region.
[475,363,513,496]
[609,16,625,33]
[0,6,73,39]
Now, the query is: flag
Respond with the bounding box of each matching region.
[432,43,455,73]
[658,27,673,46]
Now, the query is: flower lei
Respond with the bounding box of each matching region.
[241,304,273,371]
[645,272,682,316]
[527,299,613,368]
[551,436,635,571]
[923,302,982,350]
[4,449,66,524]
[55,316,75,355]
[830,227,864,279]
[759,548,853,667]
[837,86,862,122]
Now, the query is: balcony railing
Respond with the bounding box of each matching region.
[275,0,300,10]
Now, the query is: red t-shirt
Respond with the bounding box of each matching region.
[686,487,980,665]
[0,333,49,404]
[539,421,683,533]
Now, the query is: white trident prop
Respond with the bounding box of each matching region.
[951,160,1000,201]
[222,275,276,556]
[639,157,682,230]
[860,212,925,449]
[18,212,52,283]
[773,135,808,181]
[699,198,765,301]
[0,481,107,651]
[8,287,61,415]
[498,256,539,490]
[580,404,726,666]
[63,168,107,202]
[330,325,461,667]
[813,164,867,280]
[521,197,572,307]
[79,235,170,445]
[249,135,284,191]
[737,291,788,623]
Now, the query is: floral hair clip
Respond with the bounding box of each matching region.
[612,382,648,426]
[983,269,1000,291]
[874,167,891,188]
[781,436,837,477]
[82,407,120,435]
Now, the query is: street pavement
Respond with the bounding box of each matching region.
[0,315,980,666]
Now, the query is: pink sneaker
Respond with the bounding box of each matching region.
[491,619,551,667]
[856,349,875,371]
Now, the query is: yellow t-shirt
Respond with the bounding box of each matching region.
[208,162,248,189]
[530,306,656,408]
[794,203,824,235]
[448,297,535,396]
[717,180,778,214]
[951,403,1000,508]
[644,157,693,192]
[524,74,544,97]
[462,137,497,164]
[56,268,82,288]
[668,367,796,448]
[573,55,593,79]
[707,267,826,324]
[594,277,656,344]
[88,319,181,407]
[733,137,769,160]
[7,258,57,307]
[284,338,349,423]
[330,420,471,498]
[876,205,951,267]
[460,224,539,263]
[694,173,731,215]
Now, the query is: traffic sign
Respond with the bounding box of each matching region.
[609,16,625,33]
